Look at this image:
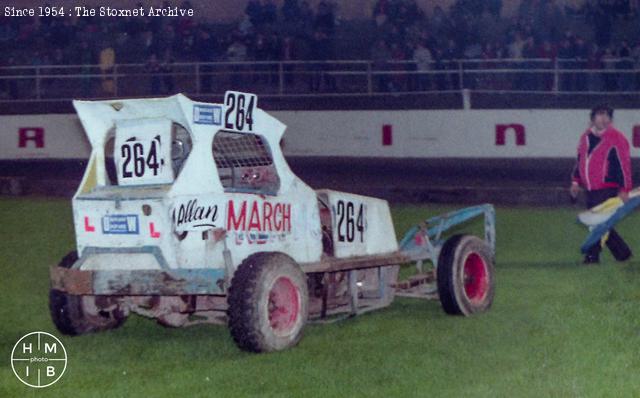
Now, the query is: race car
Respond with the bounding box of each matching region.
[49,91,496,352]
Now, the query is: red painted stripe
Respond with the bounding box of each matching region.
[633,126,640,148]
[382,124,392,146]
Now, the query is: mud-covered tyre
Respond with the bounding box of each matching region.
[437,235,495,316]
[228,252,308,353]
[49,251,127,335]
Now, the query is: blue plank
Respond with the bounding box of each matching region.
[580,196,640,253]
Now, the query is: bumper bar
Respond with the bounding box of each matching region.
[50,266,226,295]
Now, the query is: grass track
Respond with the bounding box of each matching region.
[2,198,640,397]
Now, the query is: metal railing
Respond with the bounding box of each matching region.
[0,58,638,101]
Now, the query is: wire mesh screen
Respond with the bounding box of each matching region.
[213,131,273,168]
[213,131,279,193]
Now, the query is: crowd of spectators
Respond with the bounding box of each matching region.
[370,0,640,92]
[0,0,340,95]
[0,1,338,66]
[1,0,640,97]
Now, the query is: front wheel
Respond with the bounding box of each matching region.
[228,252,308,352]
[437,235,495,316]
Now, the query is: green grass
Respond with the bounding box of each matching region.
[2,198,640,397]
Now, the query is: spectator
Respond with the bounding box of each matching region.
[373,0,389,27]
[521,36,537,90]
[194,28,216,93]
[262,0,278,26]
[602,47,618,90]
[443,39,460,90]
[538,39,557,91]
[632,39,640,90]
[371,39,391,92]
[308,30,333,91]
[282,0,301,25]
[227,37,248,62]
[431,6,450,38]
[574,36,589,91]
[508,32,526,59]
[298,1,315,35]
[482,42,498,59]
[557,36,576,91]
[280,35,297,87]
[389,41,407,91]
[227,37,248,88]
[586,42,603,91]
[413,41,433,91]
[141,30,157,57]
[146,53,162,95]
[245,0,263,27]
[538,39,557,60]
[479,42,503,89]
[487,0,502,17]
[98,44,116,95]
[589,3,613,47]
[314,1,335,35]
[161,49,175,94]
[1,55,19,99]
[76,41,95,96]
[617,39,634,90]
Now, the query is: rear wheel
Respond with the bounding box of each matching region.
[228,252,308,352]
[49,251,128,335]
[437,235,495,316]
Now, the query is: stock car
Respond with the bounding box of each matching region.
[49,91,496,352]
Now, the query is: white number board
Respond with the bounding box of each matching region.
[115,118,174,185]
[223,91,257,133]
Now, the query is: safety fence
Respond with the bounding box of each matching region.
[0,58,638,101]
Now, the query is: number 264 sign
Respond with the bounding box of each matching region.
[224,91,257,133]
[114,118,174,185]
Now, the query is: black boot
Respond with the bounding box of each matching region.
[583,243,601,264]
[583,253,600,264]
[606,229,632,262]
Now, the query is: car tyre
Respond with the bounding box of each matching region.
[228,252,308,352]
[437,235,495,316]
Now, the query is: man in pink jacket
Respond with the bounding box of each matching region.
[570,104,633,264]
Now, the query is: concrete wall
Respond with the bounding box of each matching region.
[3,109,640,160]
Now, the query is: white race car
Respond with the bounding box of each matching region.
[50,91,496,352]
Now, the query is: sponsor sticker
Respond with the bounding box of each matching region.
[102,214,139,234]
[193,105,222,125]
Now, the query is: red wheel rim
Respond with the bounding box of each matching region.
[463,253,489,304]
[268,277,300,335]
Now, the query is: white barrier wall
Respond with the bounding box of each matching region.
[0,114,90,160]
[3,110,640,160]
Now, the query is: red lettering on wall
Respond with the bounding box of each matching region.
[495,124,526,146]
[382,124,393,146]
[633,125,640,148]
[18,127,45,148]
